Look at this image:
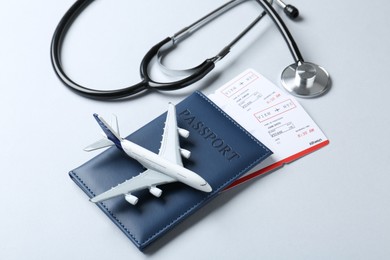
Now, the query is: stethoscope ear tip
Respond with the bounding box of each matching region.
[281,62,330,98]
[284,4,299,19]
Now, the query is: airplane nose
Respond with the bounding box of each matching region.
[200,182,212,192]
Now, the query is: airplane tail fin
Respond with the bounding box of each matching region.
[84,114,123,151]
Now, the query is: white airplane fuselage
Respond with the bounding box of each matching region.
[120,139,212,193]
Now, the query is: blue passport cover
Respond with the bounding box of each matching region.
[69,91,272,250]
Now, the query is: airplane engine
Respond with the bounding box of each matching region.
[125,194,139,205]
[178,128,190,138]
[180,148,191,159]
[149,186,162,197]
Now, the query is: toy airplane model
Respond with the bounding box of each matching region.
[85,103,212,205]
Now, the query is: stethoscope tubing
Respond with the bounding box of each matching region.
[50,0,218,99]
[51,0,304,100]
[50,0,147,99]
[255,0,303,63]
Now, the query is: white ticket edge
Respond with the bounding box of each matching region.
[208,69,329,188]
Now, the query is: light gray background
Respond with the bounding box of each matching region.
[1,0,389,259]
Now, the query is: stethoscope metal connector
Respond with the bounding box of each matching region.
[281,62,330,98]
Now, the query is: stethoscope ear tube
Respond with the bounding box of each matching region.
[255,0,303,63]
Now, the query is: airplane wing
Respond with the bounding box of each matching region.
[158,103,185,166]
[90,168,176,203]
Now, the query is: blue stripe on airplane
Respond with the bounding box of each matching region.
[93,114,122,150]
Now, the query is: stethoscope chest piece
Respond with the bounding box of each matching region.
[281,61,330,98]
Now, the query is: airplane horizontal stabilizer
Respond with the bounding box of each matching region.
[84,114,121,152]
[93,114,122,150]
[84,138,114,152]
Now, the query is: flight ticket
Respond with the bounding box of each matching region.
[208,69,329,188]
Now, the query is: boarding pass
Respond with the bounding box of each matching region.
[208,69,329,187]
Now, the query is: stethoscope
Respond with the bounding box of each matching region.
[51,0,330,100]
